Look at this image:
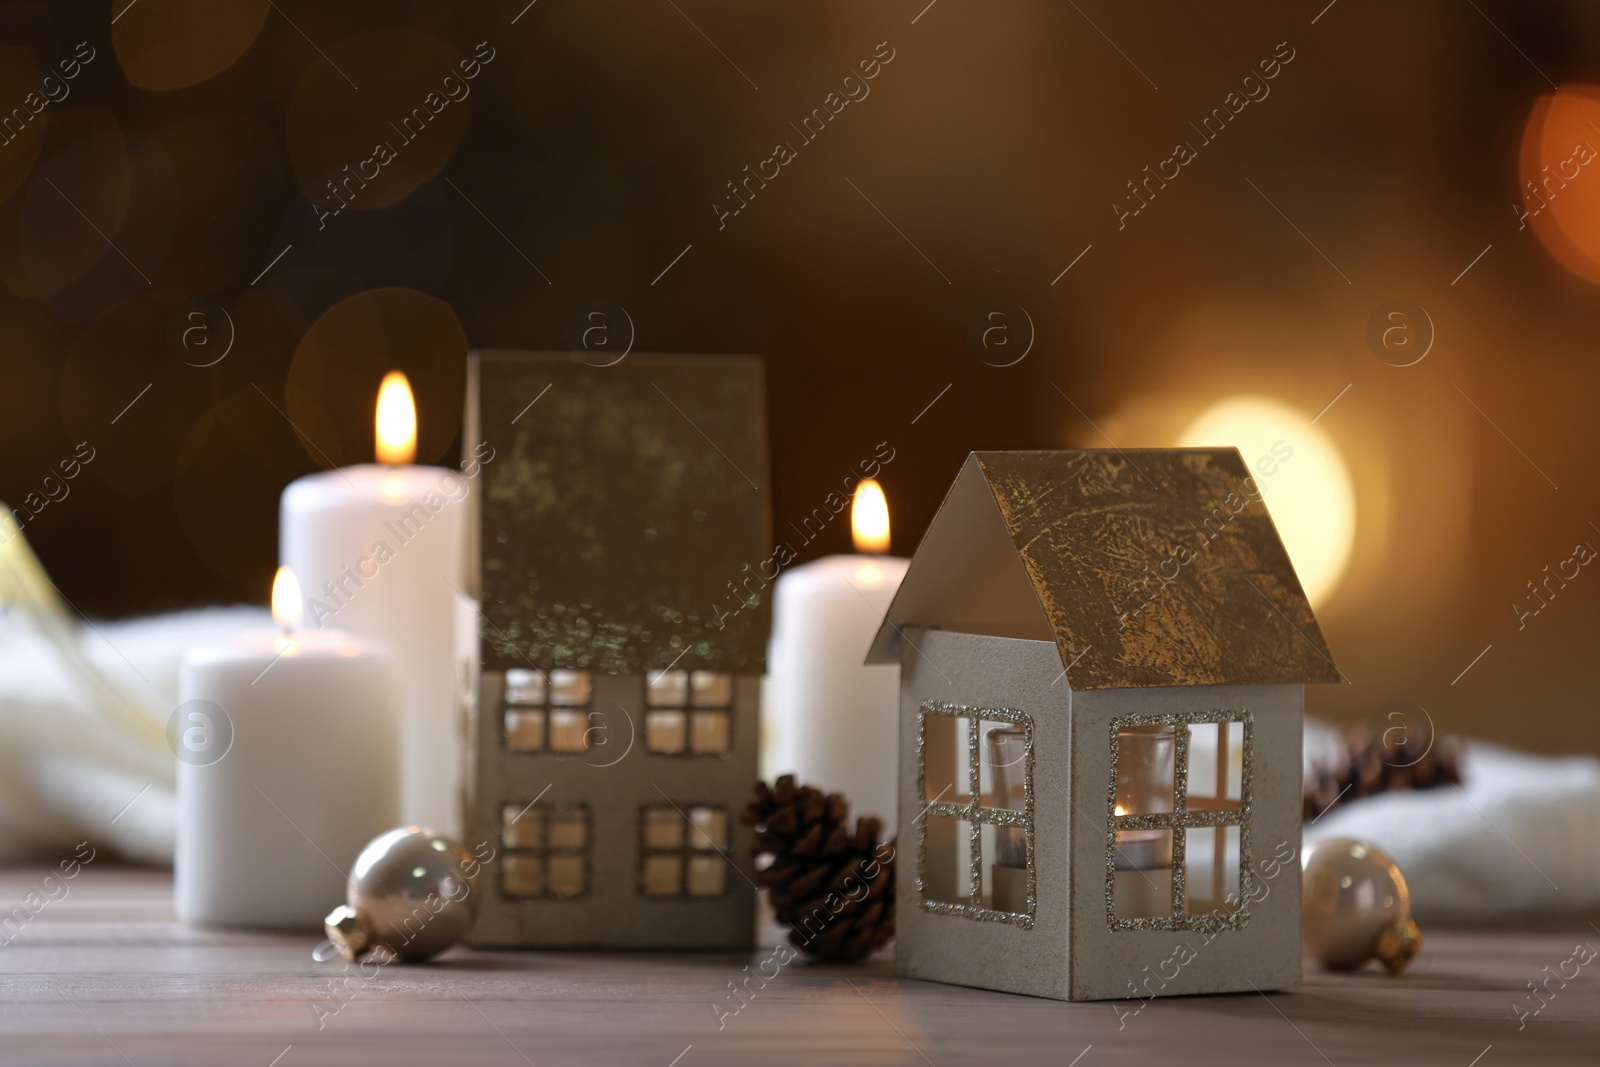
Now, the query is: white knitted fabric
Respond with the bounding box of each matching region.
[0,606,267,865]
[1304,718,1600,921]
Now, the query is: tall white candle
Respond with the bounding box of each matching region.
[176,568,399,929]
[279,372,468,833]
[765,481,908,834]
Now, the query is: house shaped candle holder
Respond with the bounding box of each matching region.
[866,450,1341,1000]
[463,351,769,950]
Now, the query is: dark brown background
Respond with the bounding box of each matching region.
[1,1,1596,754]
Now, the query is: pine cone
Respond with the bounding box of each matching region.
[741,775,896,962]
[1303,724,1463,821]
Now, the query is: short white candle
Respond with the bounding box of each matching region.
[765,481,908,833]
[279,372,469,833]
[176,567,399,930]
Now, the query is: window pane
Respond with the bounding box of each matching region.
[503,854,542,897]
[548,808,586,849]
[504,669,546,706]
[982,724,1026,813]
[688,807,728,850]
[646,669,688,707]
[548,669,592,706]
[984,820,1026,884]
[642,855,682,896]
[1114,828,1174,920]
[1115,726,1175,815]
[504,709,545,751]
[643,808,683,850]
[1187,721,1242,812]
[547,855,586,897]
[1184,826,1242,917]
[922,712,963,804]
[923,814,972,905]
[1114,827,1173,870]
[501,804,542,849]
[690,710,730,754]
[1225,725,1244,801]
[1186,722,1219,798]
[645,710,687,754]
[971,720,1008,802]
[989,845,1027,914]
[688,855,726,896]
[690,671,733,707]
[549,709,590,752]
[1184,826,1216,914]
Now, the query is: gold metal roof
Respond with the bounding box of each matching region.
[866,450,1341,690]
[469,351,771,673]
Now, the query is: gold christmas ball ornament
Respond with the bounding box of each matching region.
[324,826,484,963]
[1302,836,1423,974]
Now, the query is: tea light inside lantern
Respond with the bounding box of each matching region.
[1113,725,1177,919]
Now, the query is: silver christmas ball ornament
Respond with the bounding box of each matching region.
[1302,836,1423,974]
[325,826,482,962]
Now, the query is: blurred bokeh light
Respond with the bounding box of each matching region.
[1178,395,1357,607]
[112,0,268,92]
[1520,84,1600,284]
[287,287,466,467]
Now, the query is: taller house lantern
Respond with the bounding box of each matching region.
[866,450,1341,1001]
[464,351,770,950]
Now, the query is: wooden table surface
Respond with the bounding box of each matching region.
[0,866,1595,1066]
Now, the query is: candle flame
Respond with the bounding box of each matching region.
[271,566,303,630]
[1114,805,1127,817]
[375,371,417,465]
[851,479,890,554]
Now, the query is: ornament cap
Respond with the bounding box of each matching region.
[1376,917,1424,974]
[324,904,372,962]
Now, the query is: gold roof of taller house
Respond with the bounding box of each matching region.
[865,450,1342,690]
[468,351,771,674]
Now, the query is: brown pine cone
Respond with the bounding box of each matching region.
[741,775,896,961]
[1303,723,1463,821]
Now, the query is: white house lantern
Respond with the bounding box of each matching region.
[463,351,770,950]
[866,449,1341,1001]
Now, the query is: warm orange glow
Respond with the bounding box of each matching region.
[852,479,890,554]
[113,0,269,92]
[852,560,889,588]
[375,371,417,465]
[1179,396,1356,607]
[1520,85,1600,285]
[271,566,303,630]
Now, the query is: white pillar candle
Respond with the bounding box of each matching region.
[176,568,399,930]
[279,372,468,833]
[765,481,908,834]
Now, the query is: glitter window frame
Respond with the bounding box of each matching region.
[637,803,734,898]
[915,701,1036,928]
[642,670,736,758]
[1105,709,1254,933]
[499,802,591,900]
[501,669,595,755]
